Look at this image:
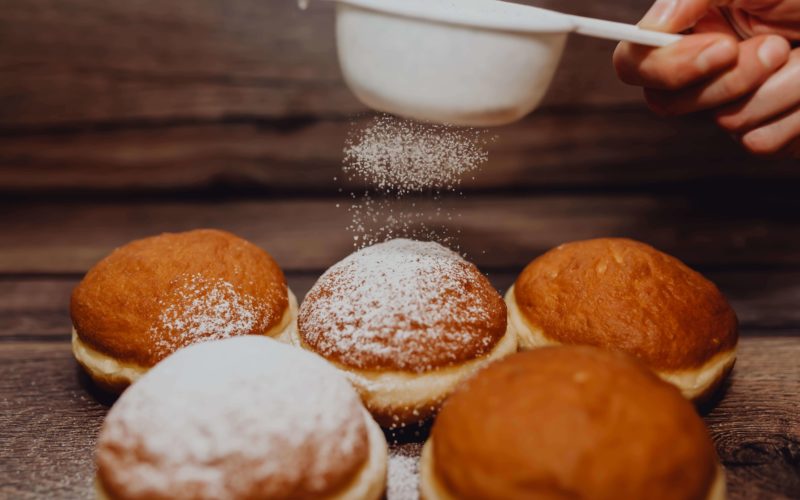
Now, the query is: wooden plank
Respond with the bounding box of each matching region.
[0,343,105,499]
[3,271,800,339]
[0,0,662,128]
[0,0,358,127]
[2,111,797,193]
[704,337,800,499]
[1,195,799,274]
[1,337,798,499]
[5,0,793,196]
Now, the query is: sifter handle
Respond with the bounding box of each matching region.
[568,15,682,47]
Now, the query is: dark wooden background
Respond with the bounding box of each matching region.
[1,1,799,499]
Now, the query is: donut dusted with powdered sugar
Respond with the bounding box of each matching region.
[294,238,517,429]
[70,229,298,392]
[95,337,388,500]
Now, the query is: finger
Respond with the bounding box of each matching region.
[614,34,738,89]
[741,106,800,155]
[693,8,740,36]
[640,0,732,32]
[644,35,790,115]
[717,48,800,131]
[727,5,800,40]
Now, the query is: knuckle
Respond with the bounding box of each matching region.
[718,75,751,100]
[660,75,683,90]
[649,64,686,90]
[614,44,688,89]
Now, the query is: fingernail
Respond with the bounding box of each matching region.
[696,39,737,73]
[758,36,788,69]
[640,0,678,30]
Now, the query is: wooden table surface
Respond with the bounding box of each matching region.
[2,271,800,499]
[1,0,800,498]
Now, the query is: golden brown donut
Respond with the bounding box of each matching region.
[95,337,387,500]
[506,238,738,403]
[294,238,517,429]
[420,346,726,500]
[70,229,297,392]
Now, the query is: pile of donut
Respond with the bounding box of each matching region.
[71,229,738,500]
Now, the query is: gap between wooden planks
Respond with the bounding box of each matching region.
[2,194,800,274]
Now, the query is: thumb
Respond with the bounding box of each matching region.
[639,0,732,32]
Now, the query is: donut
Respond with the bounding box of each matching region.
[294,238,517,429]
[70,229,297,392]
[420,346,726,500]
[506,238,738,403]
[95,336,387,500]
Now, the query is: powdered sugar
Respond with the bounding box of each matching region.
[344,192,467,250]
[344,115,490,195]
[97,337,368,499]
[298,239,503,372]
[388,442,423,500]
[150,274,268,358]
[340,115,493,250]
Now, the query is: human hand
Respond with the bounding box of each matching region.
[613,0,800,156]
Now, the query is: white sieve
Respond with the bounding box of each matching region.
[319,0,682,126]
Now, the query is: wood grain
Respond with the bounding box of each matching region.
[3,0,797,198]
[2,194,799,273]
[1,2,798,498]
[0,343,105,500]
[3,270,800,339]
[705,337,800,499]
[0,0,355,127]
[3,111,796,194]
[0,0,658,128]
[1,338,797,499]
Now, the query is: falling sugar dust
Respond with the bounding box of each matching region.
[339,115,495,250]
